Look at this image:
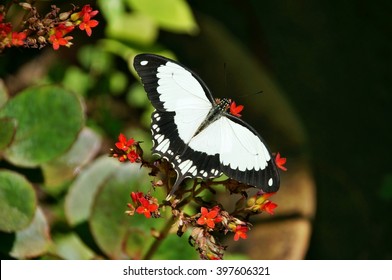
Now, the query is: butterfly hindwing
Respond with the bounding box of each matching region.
[133,53,280,194]
[219,114,280,193]
[184,112,280,193]
[151,110,222,184]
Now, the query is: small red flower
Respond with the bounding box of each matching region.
[131,192,143,203]
[275,152,287,171]
[197,207,222,229]
[233,225,248,241]
[56,24,75,35]
[115,133,135,151]
[76,5,99,37]
[247,192,278,214]
[47,24,75,50]
[229,101,244,117]
[79,5,99,19]
[79,14,99,37]
[127,150,139,163]
[261,201,277,215]
[11,32,26,46]
[136,197,159,218]
[49,32,73,50]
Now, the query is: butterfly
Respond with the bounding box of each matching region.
[133,53,280,196]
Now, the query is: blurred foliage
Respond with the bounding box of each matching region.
[0,0,201,260]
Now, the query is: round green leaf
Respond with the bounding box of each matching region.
[127,0,199,34]
[65,156,125,226]
[106,12,158,45]
[10,207,50,259]
[52,233,95,260]
[0,170,36,232]
[0,118,16,151]
[42,127,102,192]
[89,162,156,259]
[0,86,84,167]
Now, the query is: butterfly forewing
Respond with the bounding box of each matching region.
[133,54,280,194]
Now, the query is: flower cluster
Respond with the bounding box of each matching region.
[111,134,286,259]
[110,134,142,163]
[0,2,98,53]
[125,192,160,219]
[176,206,254,259]
[246,192,278,215]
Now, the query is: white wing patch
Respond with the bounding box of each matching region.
[156,62,212,112]
[155,61,213,144]
[189,116,271,172]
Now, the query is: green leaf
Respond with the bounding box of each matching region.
[126,83,149,108]
[0,118,16,151]
[89,162,155,259]
[0,86,84,167]
[65,156,125,226]
[106,12,158,45]
[153,232,199,260]
[51,233,95,260]
[78,46,114,75]
[0,170,36,232]
[127,0,199,34]
[97,0,126,21]
[42,127,102,192]
[9,207,50,259]
[109,71,128,95]
[62,66,92,96]
[0,79,8,108]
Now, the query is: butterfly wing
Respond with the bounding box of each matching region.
[134,54,223,190]
[186,113,280,193]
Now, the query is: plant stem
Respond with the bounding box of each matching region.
[142,216,175,260]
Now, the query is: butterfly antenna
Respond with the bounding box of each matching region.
[223,62,228,93]
[240,90,263,99]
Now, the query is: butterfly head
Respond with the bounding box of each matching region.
[215,98,244,117]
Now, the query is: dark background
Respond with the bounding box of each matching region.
[180,0,392,259]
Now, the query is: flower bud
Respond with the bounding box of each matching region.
[19,2,32,10]
[246,196,256,207]
[59,12,71,21]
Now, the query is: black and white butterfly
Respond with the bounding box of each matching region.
[133,54,280,196]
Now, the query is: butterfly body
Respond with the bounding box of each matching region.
[133,54,280,195]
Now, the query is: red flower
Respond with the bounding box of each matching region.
[229,101,244,117]
[261,201,277,215]
[131,192,143,203]
[76,5,99,37]
[79,14,99,37]
[275,152,287,171]
[233,225,248,241]
[127,150,140,163]
[197,207,222,229]
[11,32,26,46]
[115,133,135,151]
[136,197,159,218]
[79,5,99,19]
[247,192,278,214]
[48,24,74,50]
[56,24,75,35]
[49,32,73,50]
